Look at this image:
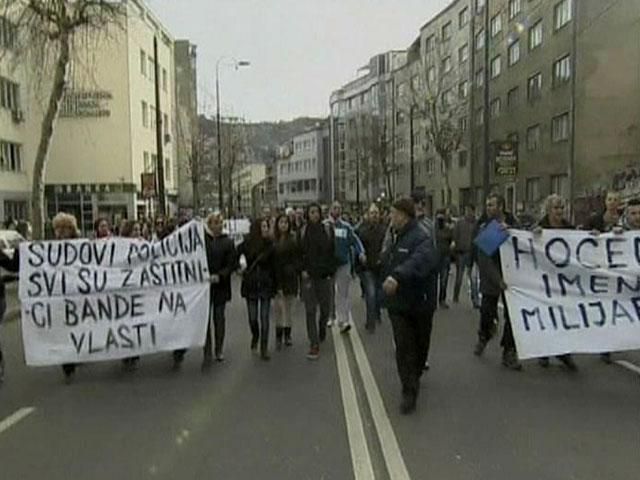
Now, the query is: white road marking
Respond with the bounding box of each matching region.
[0,407,35,435]
[615,360,640,376]
[332,327,375,480]
[350,325,412,480]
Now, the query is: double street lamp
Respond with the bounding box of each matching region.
[216,57,250,215]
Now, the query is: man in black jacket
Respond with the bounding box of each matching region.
[382,198,438,414]
[202,212,237,370]
[300,203,335,360]
[0,247,19,382]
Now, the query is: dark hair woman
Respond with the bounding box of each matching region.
[237,218,276,360]
[94,217,111,239]
[273,214,301,350]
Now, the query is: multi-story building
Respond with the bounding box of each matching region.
[232,163,266,217]
[329,51,407,210]
[174,40,198,214]
[0,14,31,224]
[42,0,179,232]
[277,123,330,208]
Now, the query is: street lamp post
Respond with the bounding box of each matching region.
[216,58,250,214]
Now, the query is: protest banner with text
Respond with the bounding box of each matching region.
[18,221,210,366]
[500,229,640,359]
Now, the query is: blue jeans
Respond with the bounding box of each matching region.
[247,298,271,351]
[361,270,382,329]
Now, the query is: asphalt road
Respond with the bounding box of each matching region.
[0,279,638,479]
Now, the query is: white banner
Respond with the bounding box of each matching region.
[18,221,210,366]
[500,229,640,359]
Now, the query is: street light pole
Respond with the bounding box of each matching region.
[215,58,250,215]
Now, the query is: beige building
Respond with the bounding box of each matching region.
[0,14,31,224]
[42,0,179,232]
[232,163,266,217]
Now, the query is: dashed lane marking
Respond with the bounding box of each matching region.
[0,407,36,435]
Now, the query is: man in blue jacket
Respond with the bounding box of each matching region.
[327,201,365,334]
[382,198,438,414]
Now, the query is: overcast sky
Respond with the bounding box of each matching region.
[147,0,452,122]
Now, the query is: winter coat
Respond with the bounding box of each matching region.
[238,238,276,300]
[0,248,19,317]
[273,233,301,296]
[300,222,336,279]
[356,221,387,273]
[382,219,438,314]
[205,232,237,305]
[476,213,517,297]
[330,218,365,268]
[537,216,574,230]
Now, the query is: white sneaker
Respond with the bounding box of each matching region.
[327,319,335,327]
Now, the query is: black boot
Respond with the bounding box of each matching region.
[284,327,292,346]
[275,327,283,351]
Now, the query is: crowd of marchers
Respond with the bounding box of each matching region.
[0,189,638,415]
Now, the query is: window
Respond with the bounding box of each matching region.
[163,113,169,137]
[141,101,148,127]
[443,56,452,74]
[476,107,484,126]
[0,140,22,172]
[490,13,502,37]
[144,151,151,172]
[507,86,519,107]
[490,55,501,78]
[148,56,155,82]
[459,44,469,64]
[426,158,435,174]
[162,68,167,92]
[150,106,156,129]
[411,75,419,90]
[458,150,468,168]
[475,68,484,87]
[0,17,17,49]
[459,116,468,132]
[490,97,502,117]
[165,157,171,182]
[396,111,405,125]
[529,20,543,50]
[442,89,455,107]
[442,21,452,41]
[459,7,470,28]
[425,34,435,53]
[552,112,570,142]
[0,77,19,110]
[553,54,571,86]
[554,0,572,30]
[509,0,522,20]
[526,177,541,202]
[526,124,541,151]
[476,0,486,13]
[508,39,520,66]
[396,82,406,98]
[551,174,569,197]
[140,49,147,76]
[459,80,469,99]
[475,29,485,50]
[427,66,436,85]
[527,72,543,101]
[507,131,519,143]
[4,200,26,221]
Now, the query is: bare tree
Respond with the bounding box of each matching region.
[404,39,464,206]
[1,0,122,238]
[218,117,249,215]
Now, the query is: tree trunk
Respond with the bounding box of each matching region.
[441,155,452,207]
[31,34,70,240]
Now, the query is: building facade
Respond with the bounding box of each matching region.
[40,0,179,232]
[232,163,266,217]
[277,123,330,208]
[174,40,198,214]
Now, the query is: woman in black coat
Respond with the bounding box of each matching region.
[202,212,237,369]
[237,218,276,360]
[273,214,301,350]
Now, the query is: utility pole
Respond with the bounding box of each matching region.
[482,0,491,198]
[153,36,166,217]
[409,104,415,193]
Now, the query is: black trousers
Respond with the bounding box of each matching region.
[302,276,332,347]
[389,303,432,395]
[479,293,515,351]
[204,302,227,358]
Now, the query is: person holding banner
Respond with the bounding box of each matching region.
[202,212,237,369]
[120,220,143,372]
[533,195,578,371]
[273,214,301,350]
[0,246,19,382]
[52,213,82,382]
[473,194,522,371]
[584,190,621,365]
[238,218,276,361]
[94,217,112,239]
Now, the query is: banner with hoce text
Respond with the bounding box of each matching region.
[500,229,640,360]
[18,221,210,366]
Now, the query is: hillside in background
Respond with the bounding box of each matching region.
[199,116,326,163]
